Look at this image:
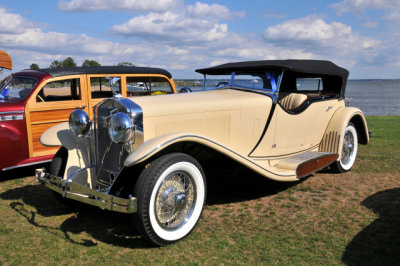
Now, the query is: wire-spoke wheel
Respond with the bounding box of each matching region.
[332,122,358,172]
[133,153,206,246]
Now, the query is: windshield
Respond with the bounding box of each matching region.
[202,71,282,93]
[0,76,37,101]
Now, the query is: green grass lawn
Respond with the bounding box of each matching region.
[0,116,399,265]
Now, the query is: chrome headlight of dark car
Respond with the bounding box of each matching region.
[108,112,135,144]
[69,109,91,137]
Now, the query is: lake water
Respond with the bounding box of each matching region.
[346,80,400,116]
[178,79,400,116]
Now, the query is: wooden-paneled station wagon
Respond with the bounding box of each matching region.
[0,66,176,171]
[0,50,12,71]
[36,60,369,246]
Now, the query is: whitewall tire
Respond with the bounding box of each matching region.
[133,153,206,246]
[333,122,358,172]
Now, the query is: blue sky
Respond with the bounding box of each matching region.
[1,0,399,79]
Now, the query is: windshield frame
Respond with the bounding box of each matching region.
[202,71,283,94]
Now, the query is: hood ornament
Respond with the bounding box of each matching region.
[105,75,122,99]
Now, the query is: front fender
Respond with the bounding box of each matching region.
[123,132,300,182]
[0,120,28,170]
[40,121,90,181]
[124,132,227,166]
[40,122,75,148]
[320,106,369,159]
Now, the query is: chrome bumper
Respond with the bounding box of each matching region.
[35,168,137,213]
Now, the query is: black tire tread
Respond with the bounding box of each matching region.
[49,147,68,177]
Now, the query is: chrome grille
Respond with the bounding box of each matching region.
[94,98,143,185]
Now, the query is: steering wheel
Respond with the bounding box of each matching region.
[179,87,192,93]
[216,81,229,87]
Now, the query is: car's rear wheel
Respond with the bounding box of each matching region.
[333,122,358,172]
[133,153,206,246]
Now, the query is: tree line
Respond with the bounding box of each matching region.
[29,57,134,70]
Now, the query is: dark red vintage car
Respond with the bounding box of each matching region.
[0,66,177,171]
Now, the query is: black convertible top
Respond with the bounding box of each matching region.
[37,66,172,79]
[196,59,349,97]
[196,59,348,81]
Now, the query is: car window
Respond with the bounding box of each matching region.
[90,77,121,99]
[0,76,37,101]
[232,76,265,89]
[126,76,172,96]
[36,78,81,102]
[202,71,281,93]
[296,78,323,92]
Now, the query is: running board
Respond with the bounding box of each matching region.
[275,152,338,179]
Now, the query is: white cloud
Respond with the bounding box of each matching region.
[186,2,245,20]
[0,3,396,79]
[111,11,229,44]
[1,28,131,55]
[0,7,34,34]
[263,15,381,59]
[57,0,183,12]
[330,0,400,13]
[265,16,350,42]
[110,2,246,45]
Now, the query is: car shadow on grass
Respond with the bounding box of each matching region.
[0,158,298,249]
[342,187,400,265]
[203,157,299,205]
[0,183,150,249]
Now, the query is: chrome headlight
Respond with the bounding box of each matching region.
[69,109,91,137]
[108,112,135,144]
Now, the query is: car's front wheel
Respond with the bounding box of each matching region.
[333,122,358,172]
[133,153,206,246]
[49,146,68,178]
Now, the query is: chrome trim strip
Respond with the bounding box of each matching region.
[2,159,52,171]
[251,144,320,159]
[128,135,296,178]
[0,115,24,121]
[0,111,24,115]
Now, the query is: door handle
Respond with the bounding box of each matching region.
[326,106,333,111]
[76,105,87,109]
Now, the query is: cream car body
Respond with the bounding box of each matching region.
[36,60,369,246]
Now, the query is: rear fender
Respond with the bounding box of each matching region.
[319,107,369,160]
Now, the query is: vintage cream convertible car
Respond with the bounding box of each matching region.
[36,60,369,246]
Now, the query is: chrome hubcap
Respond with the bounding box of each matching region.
[341,130,354,165]
[155,171,196,230]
